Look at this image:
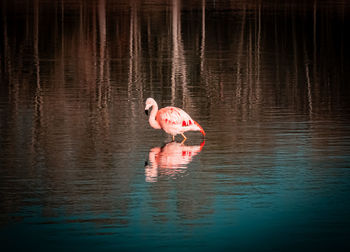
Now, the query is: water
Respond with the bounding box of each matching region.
[1,0,350,251]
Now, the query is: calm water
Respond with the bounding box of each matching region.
[1,0,350,251]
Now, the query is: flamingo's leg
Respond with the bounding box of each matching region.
[181,133,187,140]
[172,135,175,141]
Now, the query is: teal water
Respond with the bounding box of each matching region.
[1,0,350,251]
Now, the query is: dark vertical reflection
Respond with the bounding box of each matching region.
[200,0,205,75]
[171,0,190,107]
[33,0,43,136]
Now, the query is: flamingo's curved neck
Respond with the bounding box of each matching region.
[149,102,161,129]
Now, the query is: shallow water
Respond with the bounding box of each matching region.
[1,0,350,251]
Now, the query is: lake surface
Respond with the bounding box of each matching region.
[1,0,350,251]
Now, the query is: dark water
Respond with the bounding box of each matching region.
[1,0,350,251]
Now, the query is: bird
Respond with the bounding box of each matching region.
[144,97,205,141]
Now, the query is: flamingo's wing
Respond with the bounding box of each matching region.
[157,107,193,126]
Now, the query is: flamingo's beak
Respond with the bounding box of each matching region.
[145,110,149,116]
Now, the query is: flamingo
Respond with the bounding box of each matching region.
[144,98,205,141]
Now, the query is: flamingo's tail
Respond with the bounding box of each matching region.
[199,140,206,151]
[194,121,206,136]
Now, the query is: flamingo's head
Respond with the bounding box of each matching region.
[145,98,156,116]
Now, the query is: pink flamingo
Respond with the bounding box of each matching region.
[145,98,205,141]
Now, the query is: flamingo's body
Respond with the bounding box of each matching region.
[145,98,205,141]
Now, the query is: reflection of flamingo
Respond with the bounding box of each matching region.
[145,141,205,182]
[145,98,205,141]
